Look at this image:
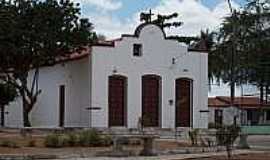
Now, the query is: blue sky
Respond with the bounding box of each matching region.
[76,0,247,38]
[201,0,246,8]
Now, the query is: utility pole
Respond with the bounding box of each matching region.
[227,0,250,149]
[227,0,235,107]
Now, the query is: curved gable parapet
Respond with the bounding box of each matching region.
[135,23,166,40]
[91,23,192,56]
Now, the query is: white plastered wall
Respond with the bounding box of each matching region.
[90,24,208,129]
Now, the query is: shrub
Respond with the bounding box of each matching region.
[66,133,78,146]
[208,122,216,129]
[188,129,199,146]
[45,133,79,148]
[44,130,110,148]
[59,135,71,147]
[44,134,62,148]
[78,129,101,147]
[0,140,18,148]
[101,135,113,146]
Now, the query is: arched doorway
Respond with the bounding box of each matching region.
[175,78,193,127]
[108,75,127,127]
[142,75,161,127]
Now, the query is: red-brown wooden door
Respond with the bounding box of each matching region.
[142,75,161,127]
[108,75,127,127]
[175,78,192,127]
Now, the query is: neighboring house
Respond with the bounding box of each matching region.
[209,96,270,126]
[4,23,208,129]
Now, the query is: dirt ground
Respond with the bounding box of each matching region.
[2,129,270,160]
[0,128,191,149]
[0,129,187,157]
[197,153,270,160]
[0,140,185,156]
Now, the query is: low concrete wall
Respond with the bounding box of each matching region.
[242,126,270,135]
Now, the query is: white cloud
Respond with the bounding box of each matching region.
[82,0,241,39]
[213,1,241,20]
[152,0,240,36]
[87,13,138,38]
[76,0,122,11]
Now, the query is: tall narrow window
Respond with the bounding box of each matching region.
[133,44,142,56]
[59,85,65,127]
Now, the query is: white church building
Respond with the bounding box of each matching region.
[4,23,209,129]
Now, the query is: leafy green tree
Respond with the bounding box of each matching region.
[0,0,97,127]
[209,0,270,103]
[244,0,270,102]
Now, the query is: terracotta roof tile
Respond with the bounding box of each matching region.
[208,96,270,109]
[55,47,90,63]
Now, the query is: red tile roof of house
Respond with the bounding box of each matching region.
[54,47,91,64]
[209,96,270,109]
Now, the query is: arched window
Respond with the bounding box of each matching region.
[108,75,127,127]
[175,78,193,127]
[142,75,161,127]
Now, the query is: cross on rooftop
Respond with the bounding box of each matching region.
[140,9,154,23]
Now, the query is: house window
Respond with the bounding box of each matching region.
[133,44,142,56]
[247,110,252,121]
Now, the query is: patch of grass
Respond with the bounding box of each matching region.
[44,130,112,148]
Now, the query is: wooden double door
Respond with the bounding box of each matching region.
[175,78,193,127]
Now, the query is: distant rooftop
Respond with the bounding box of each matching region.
[209,96,270,109]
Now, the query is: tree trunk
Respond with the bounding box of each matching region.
[18,70,40,127]
[21,93,36,127]
[226,145,232,160]
[19,74,33,127]
[23,102,31,127]
[230,82,235,106]
[260,85,264,105]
